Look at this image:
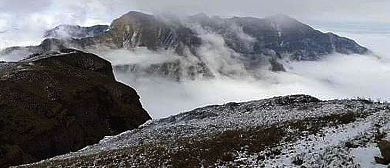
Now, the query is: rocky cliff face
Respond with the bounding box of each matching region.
[220,15,368,60]
[0,49,151,167]
[104,11,202,52]
[86,12,368,58]
[15,95,390,167]
[89,12,368,59]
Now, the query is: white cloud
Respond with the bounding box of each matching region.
[1,0,389,118]
[89,24,390,118]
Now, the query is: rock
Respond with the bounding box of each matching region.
[344,141,359,149]
[375,156,390,165]
[269,58,286,72]
[379,140,390,162]
[292,156,304,165]
[273,94,320,105]
[0,49,151,167]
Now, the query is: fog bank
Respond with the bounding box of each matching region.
[112,53,389,119]
[100,27,390,118]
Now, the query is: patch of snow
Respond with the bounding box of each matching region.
[27,96,390,167]
[352,146,385,168]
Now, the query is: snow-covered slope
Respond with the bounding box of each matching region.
[15,95,390,167]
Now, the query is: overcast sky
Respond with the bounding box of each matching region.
[1,0,390,114]
[1,0,389,27]
[0,0,389,48]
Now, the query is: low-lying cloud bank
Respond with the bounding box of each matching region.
[111,53,389,119]
[94,29,389,118]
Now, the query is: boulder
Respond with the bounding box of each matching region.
[269,58,286,72]
[374,156,389,165]
[0,49,151,167]
[378,140,390,163]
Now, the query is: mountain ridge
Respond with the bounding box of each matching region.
[14,94,390,167]
[1,11,370,80]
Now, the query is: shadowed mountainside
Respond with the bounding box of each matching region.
[0,49,151,167]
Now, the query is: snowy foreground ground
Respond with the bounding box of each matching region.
[15,95,390,167]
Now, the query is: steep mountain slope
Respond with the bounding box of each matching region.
[0,49,151,167]
[16,95,390,167]
[189,14,368,60]
[42,12,367,59]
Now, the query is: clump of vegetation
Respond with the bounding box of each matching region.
[286,112,361,135]
[171,125,286,167]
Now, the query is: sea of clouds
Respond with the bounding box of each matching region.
[99,24,390,118]
[1,5,389,118]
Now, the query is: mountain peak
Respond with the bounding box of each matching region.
[265,14,293,20]
[265,14,305,27]
[110,11,157,28]
[189,12,209,19]
[121,11,154,20]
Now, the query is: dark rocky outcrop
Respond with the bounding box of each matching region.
[0,49,151,167]
[269,58,286,72]
[379,140,390,161]
[376,140,390,165]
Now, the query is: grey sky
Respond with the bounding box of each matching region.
[0,0,389,49]
[1,0,389,27]
[135,0,389,22]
